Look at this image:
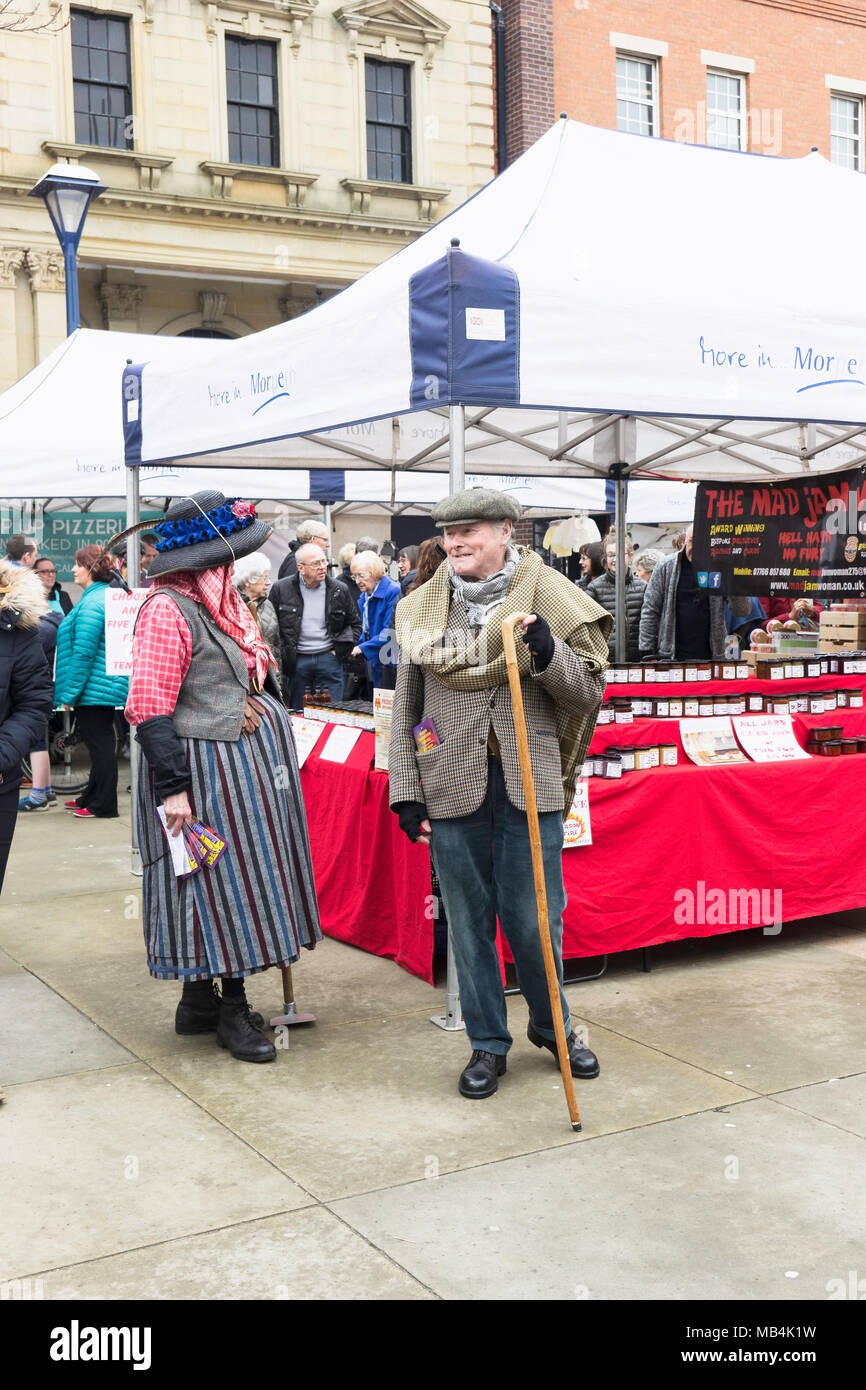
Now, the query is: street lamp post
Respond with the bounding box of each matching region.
[28,164,106,335]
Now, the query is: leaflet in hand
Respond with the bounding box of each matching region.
[157,808,227,877]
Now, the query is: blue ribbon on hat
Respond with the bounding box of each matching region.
[156,502,255,553]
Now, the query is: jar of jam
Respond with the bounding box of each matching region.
[836,689,849,709]
[684,662,700,683]
[597,705,614,725]
[773,695,790,716]
[618,746,636,772]
[592,754,608,776]
[634,746,656,771]
[668,663,684,683]
[646,662,662,683]
[809,693,826,714]
[654,697,670,717]
[604,753,623,778]
[736,662,749,680]
[806,660,821,678]
[613,701,634,724]
[627,664,643,684]
[668,697,684,718]
[721,661,737,681]
[684,697,700,717]
[730,693,746,715]
[581,759,595,778]
[850,690,864,708]
[699,697,714,717]
[713,695,729,716]
[790,660,805,679]
[825,690,838,711]
[697,662,712,681]
[660,742,678,766]
[747,693,765,712]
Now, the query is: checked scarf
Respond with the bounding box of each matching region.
[395,547,612,808]
[153,566,275,691]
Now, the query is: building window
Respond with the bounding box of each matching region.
[71,9,132,150]
[366,59,412,182]
[616,54,658,137]
[226,35,279,168]
[706,71,746,150]
[831,94,863,170]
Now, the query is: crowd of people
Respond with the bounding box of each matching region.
[0,497,825,1094]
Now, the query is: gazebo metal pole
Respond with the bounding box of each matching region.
[449,403,465,492]
[430,400,466,1032]
[614,417,628,663]
[126,463,142,877]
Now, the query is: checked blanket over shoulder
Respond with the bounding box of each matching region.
[394,547,612,811]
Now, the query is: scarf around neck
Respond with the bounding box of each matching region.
[395,547,613,812]
[448,544,519,628]
[153,566,275,691]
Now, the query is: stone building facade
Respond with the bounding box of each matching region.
[0,0,495,389]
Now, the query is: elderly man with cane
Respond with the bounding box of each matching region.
[389,488,612,1100]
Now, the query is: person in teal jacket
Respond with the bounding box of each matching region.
[54,545,128,818]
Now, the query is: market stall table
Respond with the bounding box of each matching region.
[298,702,866,984]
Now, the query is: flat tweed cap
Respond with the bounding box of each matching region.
[431,486,522,528]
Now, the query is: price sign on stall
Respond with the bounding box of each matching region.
[104,588,148,676]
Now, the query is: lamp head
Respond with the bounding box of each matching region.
[28,164,106,244]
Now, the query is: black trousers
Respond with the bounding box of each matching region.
[76,705,119,817]
[0,781,19,895]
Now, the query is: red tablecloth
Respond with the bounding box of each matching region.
[299,711,866,983]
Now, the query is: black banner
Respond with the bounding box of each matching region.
[692,469,866,598]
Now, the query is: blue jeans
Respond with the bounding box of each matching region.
[289,650,344,709]
[429,757,570,1055]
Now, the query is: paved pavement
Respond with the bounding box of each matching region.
[2,785,865,1300]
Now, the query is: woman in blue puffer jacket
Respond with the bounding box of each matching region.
[349,551,401,693]
[54,545,129,818]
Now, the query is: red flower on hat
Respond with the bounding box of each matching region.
[232,500,255,520]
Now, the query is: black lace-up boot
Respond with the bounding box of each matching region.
[458,1049,507,1098]
[216,990,276,1062]
[176,980,264,1035]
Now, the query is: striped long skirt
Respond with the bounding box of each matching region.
[138,693,322,980]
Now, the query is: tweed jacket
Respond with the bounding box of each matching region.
[389,596,606,818]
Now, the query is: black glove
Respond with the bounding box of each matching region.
[521,614,555,671]
[135,716,192,800]
[393,801,430,843]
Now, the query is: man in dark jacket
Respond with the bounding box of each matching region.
[586,535,646,661]
[639,526,751,660]
[269,544,361,707]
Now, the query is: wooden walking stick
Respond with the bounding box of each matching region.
[502,613,582,1132]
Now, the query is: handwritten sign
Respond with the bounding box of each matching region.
[290,716,326,769]
[104,588,148,675]
[733,715,811,762]
[563,780,593,849]
[319,724,362,764]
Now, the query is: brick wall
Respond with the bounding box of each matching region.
[498,0,866,162]
[502,0,555,162]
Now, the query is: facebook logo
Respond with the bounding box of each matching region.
[708,572,722,589]
[697,571,709,587]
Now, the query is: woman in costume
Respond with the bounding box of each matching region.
[123,491,321,1063]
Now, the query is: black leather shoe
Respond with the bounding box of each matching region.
[458,1049,507,1099]
[216,997,276,1062]
[176,983,264,1035]
[527,1020,600,1078]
